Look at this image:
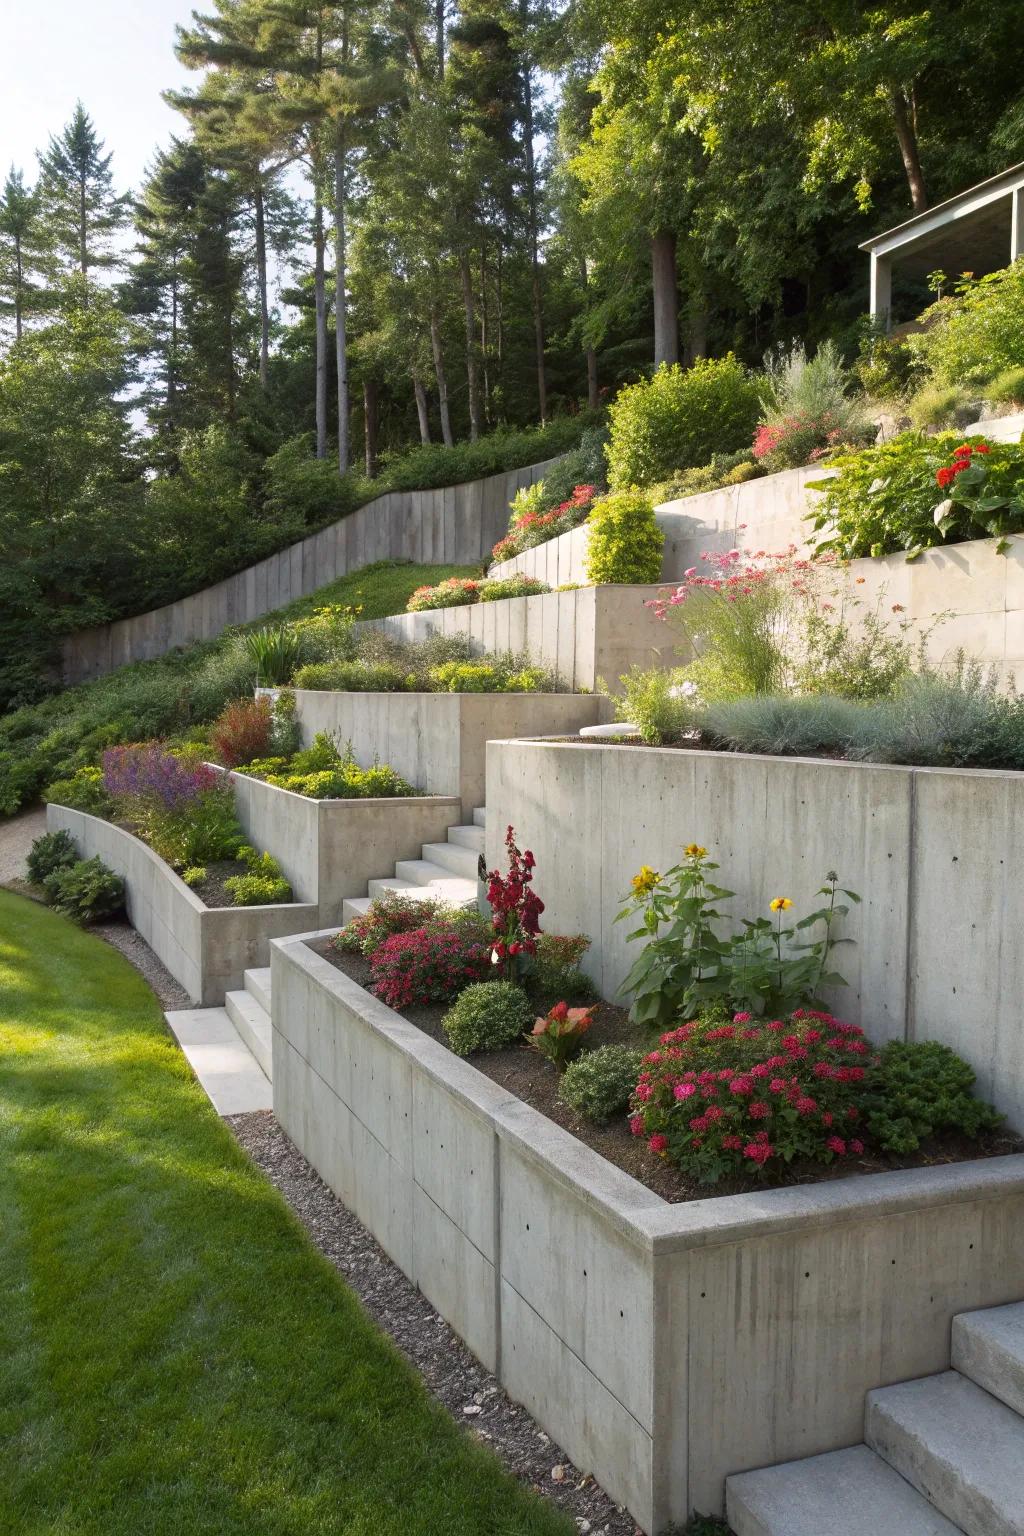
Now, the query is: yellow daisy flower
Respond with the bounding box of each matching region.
[631,865,660,897]
[683,843,708,859]
[769,897,793,912]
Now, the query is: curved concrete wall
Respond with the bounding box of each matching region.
[272,933,1024,1529]
[60,456,560,686]
[46,804,318,1004]
[486,739,1024,1129]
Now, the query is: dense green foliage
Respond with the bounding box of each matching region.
[866,1040,1003,1153]
[0,891,575,1535]
[605,359,761,489]
[42,854,125,923]
[585,489,664,584]
[442,981,536,1057]
[559,1044,644,1124]
[25,828,78,885]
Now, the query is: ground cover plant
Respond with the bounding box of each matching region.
[0,890,577,1536]
[238,733,418,800]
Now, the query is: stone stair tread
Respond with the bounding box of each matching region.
[342,896,372,923]
[953,1303,1024,1418]
[866,1370,1024,1536]
[472,806,487,828]
[419,840,480,878]
[225,989,272,1081]
[392,858,478,895]
[243,966,272,1015]
[164,1007,271,1115]
[726,1444,963,1536]
[446,824,486,854]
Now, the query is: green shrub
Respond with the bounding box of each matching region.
[224,846,292,907]
[333,891,456,956]
[244,625,305,687]
[866,1040,1002,1153]
[442,981,535,1057]
[407,578,483,611]
[984,365,1024,408]
[146,781,246,868]
[525,932,597,1005]
[43,856,125,923]
[613,666,696,744]
[649,449,760,503]
[253,734,418,798]
[27,829,79,885]
[479,576,550,602]
[292,659,411,692]
[182,866,207,889]
[559,1045,643,1123]
[42,766,110,814]
[910,263,1024,390]
[907,380,975,430]
[606,357,761,489]
[585,489,663,584]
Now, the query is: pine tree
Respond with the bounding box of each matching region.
[0,168,51,340]
[37,104,129,279]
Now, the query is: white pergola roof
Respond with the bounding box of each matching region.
[861,164,1024,325]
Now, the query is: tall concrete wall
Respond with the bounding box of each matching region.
[486,740,1024,1129]
[272,932,1024,1529]
[356,584,672,694]
[60,456,561,686]
[47,804,317,1003]
[291,689,608,814]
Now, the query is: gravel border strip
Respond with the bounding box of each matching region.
[229,1109,641,1536]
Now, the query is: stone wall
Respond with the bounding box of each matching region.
[487,739,1024,1129]
[60,457,560,685]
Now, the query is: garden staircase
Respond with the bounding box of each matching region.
[340,805,486,923]
[726,1300,1024,1536]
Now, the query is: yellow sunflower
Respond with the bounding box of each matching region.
[631,865,660,897]
[769,897,793,912]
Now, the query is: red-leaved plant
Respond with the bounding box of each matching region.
[486,824,544,979]
[529,1002,595,1068]
[630,1009,877,1183]
[210,697,274,768]
[369,923,492,1009]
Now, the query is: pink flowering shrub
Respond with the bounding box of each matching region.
[490,484,598,565]
[630,1009,876,1183]
[752,413,851,472]
[407,577,483,612]
[369,923,493,1008]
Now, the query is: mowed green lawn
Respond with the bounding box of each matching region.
[0,891,571,1536]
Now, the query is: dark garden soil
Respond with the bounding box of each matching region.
[312,937,1023,1205]
[186,857,252,908]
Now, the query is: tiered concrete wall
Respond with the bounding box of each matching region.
[356,585,671,694]
[47,805,318,1004]
[219,769,463,924]
[60,456,560,685]
[290,690,609,813]
[272,933,1024,1530]
[486,740,1024,1128]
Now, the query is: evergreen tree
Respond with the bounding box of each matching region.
[37,104,129,279]
[0,169,51,340]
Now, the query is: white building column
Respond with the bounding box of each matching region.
[869,250,893,330]
[1011,185,1024,263]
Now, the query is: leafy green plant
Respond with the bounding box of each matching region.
[525,932,596,1005]
[617,846,858,1027]
[909,262,1024,390]
[223,846,292,907]
[559,1044,643,1123]
[249,735,418,799]
[43,856,125,923]
[865,1040,1002,1153]
[984,365,1024,408]
[754,340,872,471]
[442,980,535,1056]
[27,829,79,885]
[42,765,110,814]
[606,357,761,489]
[612,666,697,744]
[585,489,664,584]
[243,625,305,687]
[292,659,412,691]
[528,1002,595,1068]
[181,866,207,889]
[478,575,550,602]
[649,449,760,503]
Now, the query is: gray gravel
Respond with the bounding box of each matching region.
[0,806,47,887]
[230,1109,642,1536]
[94,919,192,1010]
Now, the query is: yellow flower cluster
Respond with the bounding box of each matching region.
[631,865,660,897]
[770,896,793,912]
[683,843,708,859]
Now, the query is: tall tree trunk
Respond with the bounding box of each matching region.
[459,249,481,442]
[495,242,505,420]
[413,371,432,444]
[314,193,328,460]
[254,179,270,390]
[519,23,547,424]
[480,241,491,426]
[14,236,23,341]
[586,346,599,411]
[651,230,679,367]
[435,0,445,76]
[430,306,454,448]
[363,378,379,478]
[890,87,928,212]
[79,173,87,278]
[168,254,179,426]
[334,138,349,476]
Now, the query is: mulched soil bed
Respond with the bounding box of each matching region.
[185,857,251,908]
[313,937,1023,1204]
[230,1109,640,1536]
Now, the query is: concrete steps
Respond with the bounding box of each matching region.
[473,805,487,829]
[225,986,271,1079]
[341,814,486,925]
[727,1299,1024,1536]
[165,1005,271,1114]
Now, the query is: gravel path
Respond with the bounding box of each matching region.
[230,1111,641,1536]
[0,806,47,887]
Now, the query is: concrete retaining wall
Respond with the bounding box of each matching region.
[219,768,463,924]
[290,690,609,814]
[47,804,318,1004]
[355,585,672,694]
[60,456,560,685]
[272,933,1024,1530]
[486,740,1024,1129]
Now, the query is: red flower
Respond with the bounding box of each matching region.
[649,1134,668,1155]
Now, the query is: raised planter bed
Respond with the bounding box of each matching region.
[217,767,463,925]
[486,738,1024,1131]
[47,804,318,1005]
[353,586,670,697]
[290,689,611,814]
[271,932,1024,1531]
